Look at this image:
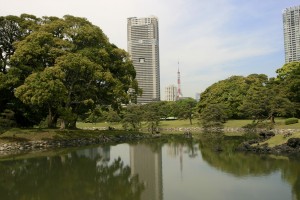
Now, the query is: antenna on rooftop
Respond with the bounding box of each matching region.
[177,61,183,100]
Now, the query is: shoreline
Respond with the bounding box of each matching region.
[1,128,300,157]
[236,138,300,155]
[0,130,161,157]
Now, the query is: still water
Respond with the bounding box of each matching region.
[0,139,299,200]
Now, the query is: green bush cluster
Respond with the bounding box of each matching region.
[285,118,299,125]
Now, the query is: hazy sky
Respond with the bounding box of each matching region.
[1,0,299,99]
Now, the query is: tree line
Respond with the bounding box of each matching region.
[198,62,300,127]
[102,99,197,133]
[118,62,300,132]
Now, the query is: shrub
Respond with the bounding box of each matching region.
[285,118,299,125]
[0,109,16,128]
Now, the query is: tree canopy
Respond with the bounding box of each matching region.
[276,62,300,116]
[198,73,296,123]
[0,14,139,128]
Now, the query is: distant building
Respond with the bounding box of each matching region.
[127,16,160,103]
[165,85,177,101]
[283,5,300,63]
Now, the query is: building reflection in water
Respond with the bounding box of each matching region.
[167,144,184,180]
[71,144,163,200]
[130,144,163,200]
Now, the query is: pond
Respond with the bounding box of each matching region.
[0,138,299,200]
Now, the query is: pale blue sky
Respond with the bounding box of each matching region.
[1,0,299,99]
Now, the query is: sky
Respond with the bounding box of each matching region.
[1,0,300,99]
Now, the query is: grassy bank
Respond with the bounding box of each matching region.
[0,128,146,145]
[76,118,300,147]
[258,132,300,147]
[1,118,300,147]
[77,118,300,130]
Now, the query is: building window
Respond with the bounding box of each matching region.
[139,58,145,63]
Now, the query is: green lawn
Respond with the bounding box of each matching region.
[224,119,253,128]
[76,122,123,129]
[77,118,300,129]
[0,128,57,144]
[1,118,300,147]
[258,132,300,147]
[159,119,199,127]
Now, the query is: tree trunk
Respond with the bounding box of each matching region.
[189,116,193,125]
[47,106,56,128]
[150,122,153,134]
[270,115,275,123]
[60,119,66,129]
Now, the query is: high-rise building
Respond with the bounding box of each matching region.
[283,6,300,63]
[127,16,160,103]
[165,85,177,101]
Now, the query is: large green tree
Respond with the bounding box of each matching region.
[238,77,294,123]
[198,76,249,119]
[121,104,143,131]
[0,14,42,125]
[15,67,67,128]
[142,102,162,134]
[0,14,40,73]
[174,98,197,125]
[1,14,139,128]
[276,62,300,116]
[198,74,272,119]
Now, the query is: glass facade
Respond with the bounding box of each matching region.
[127,16,160,103]
[283,6,300,63]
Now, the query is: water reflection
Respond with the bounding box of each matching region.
[76,146,110,167]
[199,138,300,200]
[0,140,299,200]
[0,146,144,200]
[130,144,163,200]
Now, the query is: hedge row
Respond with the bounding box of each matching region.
[285,118,299,125]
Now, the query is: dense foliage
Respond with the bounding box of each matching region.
[0,14,139,129]
[285,118,299,125]
[119,98,197,132]
[197,67,300,123]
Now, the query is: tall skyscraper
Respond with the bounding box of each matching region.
[283,5,300,63]
[127,16,160,103]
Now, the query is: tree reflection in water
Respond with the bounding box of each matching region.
[0,138,300,200]
[0,151,144,200]
[199,137,300,200]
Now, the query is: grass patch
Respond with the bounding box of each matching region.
[76,118,300,130]
[159,120,199,127]
[0,128,57,144]
[1,118,299,144]
[225,118,300,129]
[0,128,148,144]
[260,132,300,147]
